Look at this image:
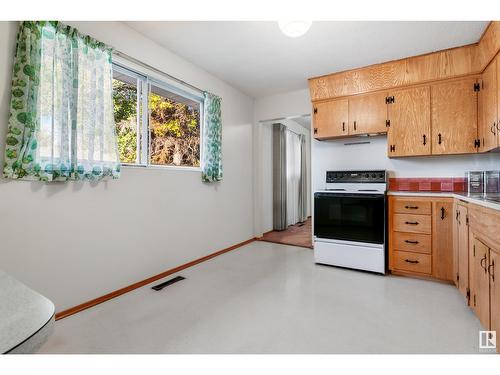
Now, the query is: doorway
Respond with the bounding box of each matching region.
[256,115,312,249]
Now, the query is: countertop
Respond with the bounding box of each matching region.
[387,191,500,211]
[0,270,55,354]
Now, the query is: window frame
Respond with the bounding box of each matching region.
[112,59,204,171]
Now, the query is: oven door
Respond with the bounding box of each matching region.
[314,192,386,244]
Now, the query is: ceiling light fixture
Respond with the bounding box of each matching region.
[278,21,312,38]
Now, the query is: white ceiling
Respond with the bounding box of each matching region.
[125,21,489,98]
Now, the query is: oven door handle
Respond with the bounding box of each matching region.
[315,193,385,199]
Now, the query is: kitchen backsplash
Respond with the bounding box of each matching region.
[389,177,466,192]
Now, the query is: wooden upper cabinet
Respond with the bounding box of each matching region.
[348,92,388,135]
[431,78,479,155]
[387,86,431,157]
[478,57,499,152]
[313,99,348,139]
[432,200,454,281]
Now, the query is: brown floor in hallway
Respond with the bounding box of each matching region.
[259,218,312,249]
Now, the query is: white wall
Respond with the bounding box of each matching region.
[0,21,255,312]
[254,88,500,194]
[313,137,500,191]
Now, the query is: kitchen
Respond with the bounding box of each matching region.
[1,8,500,374]
[306,21,500,352]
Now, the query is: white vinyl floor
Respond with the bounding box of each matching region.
[39,241,491,354]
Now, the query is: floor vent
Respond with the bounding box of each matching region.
[151,276,185,291]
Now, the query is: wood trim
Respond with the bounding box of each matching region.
[309,21,500,102]
[255,230,274,239]
[475,21,500,72]
[55,238,256,321]
[390,270,454,285]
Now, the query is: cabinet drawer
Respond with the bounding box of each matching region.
[393,214,432,234]
[393,200,432,215]
[393,251,432,274]
[393,232,431,254]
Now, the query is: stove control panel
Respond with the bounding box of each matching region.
[326,170,387,184]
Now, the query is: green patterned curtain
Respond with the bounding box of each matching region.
[201,92,222,182]
[3,21,120,182]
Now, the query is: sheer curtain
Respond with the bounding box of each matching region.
[286,130,301,226]
[3,21,120,182]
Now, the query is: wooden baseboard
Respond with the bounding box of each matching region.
[255,230,274,239]
[55,237,256,321]
[389,270,454,285]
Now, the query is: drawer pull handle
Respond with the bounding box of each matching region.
[405,259,419,264]
[405,205,419,209]
[405,221,419,225]
[405,240,419,244]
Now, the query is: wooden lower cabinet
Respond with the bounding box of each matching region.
[432,201,454,281]
[490,250,500,335]
[392,195,500,351]
[393,250,432,274]
[470,235,491,329]
[453,202,470,300]
[462,202,500,354]
[389,196,453,280]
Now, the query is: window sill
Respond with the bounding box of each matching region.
[121,163,201,172]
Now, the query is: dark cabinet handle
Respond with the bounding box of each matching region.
[481,255,487,272]
[314,128,318,134]
[342,122,345,132]
[488,260,495,281]
[405,221,419,225]
[405,240,419,244]
[423,134,427,145]
[405,259,419,264]
[441,207,445,220]
[353,121,357,131]
[438,133,442,144]
[492,123,496,135]
[405,205,419,209]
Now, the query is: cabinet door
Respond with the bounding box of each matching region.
[470,236,490,329]
[313,99,348,139]
[457,205,469,299]
[387,86,431,157]
[431,78,478,155]
[453,203,459,287]
[478,58,498,152]
[497,55,500,147]
[348,92,388,135]
[490,250,499,335]
[432,201,454,281]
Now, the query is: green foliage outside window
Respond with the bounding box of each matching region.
[112,79,200,166]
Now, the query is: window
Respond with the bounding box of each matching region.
[112,63,202,169]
